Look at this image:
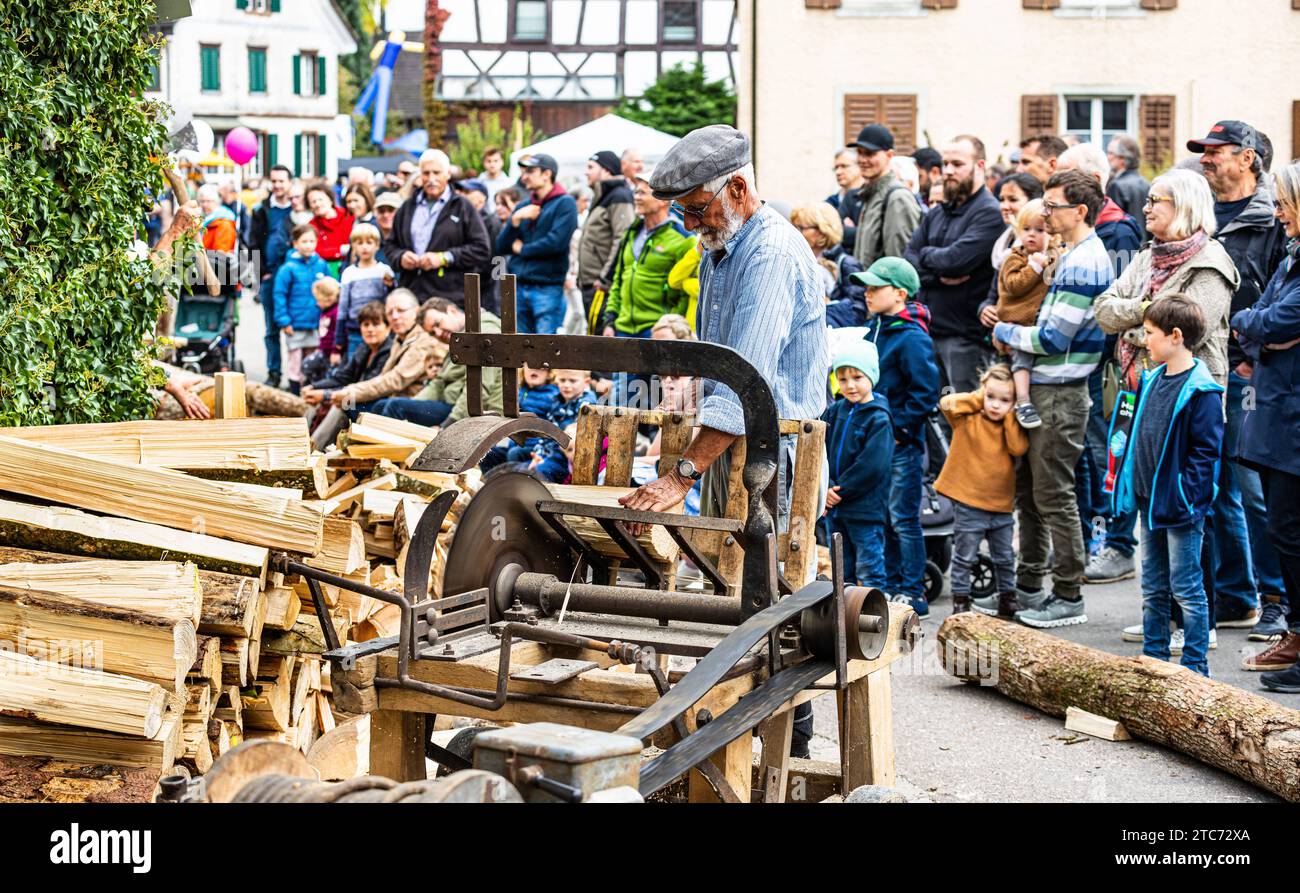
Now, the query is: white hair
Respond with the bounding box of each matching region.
[1058,143,1111,191]
[418,149,451,169]
[197,183,220,201]
[702,163,757,197]
[1149,168,1218,239]
[1274,162,1300,226]
[891,155,919,192]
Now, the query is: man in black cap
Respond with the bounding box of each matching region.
[579,150,636,320]
[912,146,944,209]
[1188,120,1289,630]
[849,123,923,269]
[496,152,580,335]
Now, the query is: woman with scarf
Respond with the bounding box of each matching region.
[1095,168,1239,389]
[197,183,238,253]
[791,202,866,327]
[306,182,355,278]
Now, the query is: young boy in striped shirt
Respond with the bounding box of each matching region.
[985,170,1113,629]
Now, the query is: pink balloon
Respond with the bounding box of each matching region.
[225,127,259,166]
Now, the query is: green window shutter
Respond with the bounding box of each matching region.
[236,0,248,9]
[248,48,266,93]
[317,134,327,176]
[292,54,301,95]
[201,46,221,91]
[294,135,302,177]
[317,58,326,97]
[270,0,280,11]
[267,133,278,167]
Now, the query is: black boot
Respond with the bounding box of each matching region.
[288,380,301,396]
[951,595,971,615]
[1261,663,1300,693]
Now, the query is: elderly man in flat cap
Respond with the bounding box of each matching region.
[619,124,830,758]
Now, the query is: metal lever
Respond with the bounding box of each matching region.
[517,767,584,803]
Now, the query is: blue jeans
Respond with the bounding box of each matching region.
[261,276,281,377]
[1224,371,1286,600]
[517,283,566,335]
[884,439,926,598]
[612,327,655,409]
[826,515,887,589]
[1207,388,1257,613]
[1141,518,1210,677]
[372,397,454,428]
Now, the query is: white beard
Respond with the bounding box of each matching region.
[697,202,746,251]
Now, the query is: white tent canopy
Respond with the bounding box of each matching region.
[509,114,681,187]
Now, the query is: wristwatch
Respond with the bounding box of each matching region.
[675,458,703,482]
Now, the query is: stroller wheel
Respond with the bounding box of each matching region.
[970,554,996,599]
[923,560,946,603]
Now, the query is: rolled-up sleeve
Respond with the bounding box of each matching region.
[698,248,793,435]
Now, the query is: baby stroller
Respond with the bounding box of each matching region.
[173,250,243,375]
[921,413,996,603]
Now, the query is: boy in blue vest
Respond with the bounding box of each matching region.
[821,341,894,590]
[1113,295,1224,677]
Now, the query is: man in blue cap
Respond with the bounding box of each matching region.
[496,152,579,334]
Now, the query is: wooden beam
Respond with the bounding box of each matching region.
[0,435,324,554]
[0,498,268,581]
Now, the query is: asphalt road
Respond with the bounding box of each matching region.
[809,576,1287,802]
[236,292,1285,802]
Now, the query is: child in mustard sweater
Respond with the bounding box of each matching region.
[934,364,1030,616]
[995,199,1061,430]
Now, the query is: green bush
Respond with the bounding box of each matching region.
[615,62,736,138]
[448,106,543,174]
[0,0,173,426]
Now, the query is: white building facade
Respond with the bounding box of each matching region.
[150,0,358,181]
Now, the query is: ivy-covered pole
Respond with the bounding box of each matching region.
[0,1,174,426]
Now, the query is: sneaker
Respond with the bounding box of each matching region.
[1249,597,1289,641]
[1016,594,1087,629]
[1084,547,1136,584]
[1168,628,1217,656]
[1014,402,1042,429]
[889,592,929,618]
[1216,603,1260,629]
[972,588,1041,618]
[1260,664,1300,694]
[1121,623,1144,643]
[1242,632,1300,672]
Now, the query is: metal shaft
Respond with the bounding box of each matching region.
[512,573,743,626]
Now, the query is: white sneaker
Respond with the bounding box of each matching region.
[1168,628,1217,656]
[1121,623,1143,643]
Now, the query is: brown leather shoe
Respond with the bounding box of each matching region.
[1241,632,1300,672]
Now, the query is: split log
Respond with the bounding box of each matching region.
[0,435,324,554]
[0,584,195,691]
[0,498,268,580]
[306,714,369,780]
[199,571,263,637]
[938,613,1300,803]
[545,484,680,563]
[261,614,348,657]
[307,473,396,516]
[0,651,167,737]
[215,685,243,730]
[220,638,249,688]
[208,717,232,758]
[243,655,292,732]
[213,371,248,419]
[0,709,182,773]
[354,412,438,447]
[188,635,221,692]
[154,366,308,420]
[0,559,202,626]
[263,585,301,631]
[183,684,212,721]
[181,720,214,773]
[305,517,366,575]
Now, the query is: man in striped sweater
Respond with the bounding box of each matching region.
[981,170,1112,628]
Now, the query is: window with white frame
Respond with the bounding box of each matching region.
[1064,96,1133,148]
[839,0,924,16]
[1058,0,1140,12]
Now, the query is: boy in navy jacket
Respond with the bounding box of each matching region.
[481,365,563,472]
[852,257,942,616]
[1113,296,1224,677]
[822,341,894,590]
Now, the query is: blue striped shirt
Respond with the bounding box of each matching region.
[696,204,830,435]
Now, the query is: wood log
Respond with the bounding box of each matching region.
[544,484,680,563]
[305,517,366,575]
[0,651,167,737]
[215,685,243,730]
[183,683,212,721]
[307,473,396,516]
[261,614,348,657]
[213,371,248,419]
[242,655,292,732]
[346,422,427,450]
[938,613,1300,803]
[0,709,182,774]
[0,435,324,554]
[189,635,221,692]
[0,559,202,626]
[154,366,308,420]
[355,413,437,447]
[199,571,263,638]
[0,498,268,580]
[186,459,329,500]
[263,584,301,631]
[307,714,369,780]
[181,719,214,773]
[220,638,249,688]
[208,717,232,757]
[0,584,195,691]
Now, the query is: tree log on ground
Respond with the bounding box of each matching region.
[937,612,1300,802]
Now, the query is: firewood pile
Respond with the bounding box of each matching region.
[0,404,479,802]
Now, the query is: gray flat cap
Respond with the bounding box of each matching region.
[649,125,752,201]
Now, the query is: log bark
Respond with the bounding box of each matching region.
[0,559,202,626]
[937,613,1300,802]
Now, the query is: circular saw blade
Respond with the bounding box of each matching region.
[443,471,576,619]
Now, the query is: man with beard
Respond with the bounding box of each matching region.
[903,135,1006,393]
[620,125,830,760]
[912,147,943,210]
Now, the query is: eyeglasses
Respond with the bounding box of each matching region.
[1041,199,1080,216]
[672,179,732,221]
[1143,195,1174,209]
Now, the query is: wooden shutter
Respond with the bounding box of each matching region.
[1020,95,1058,141]
[1139,95,1176,170]
[267,133,278,167]
[844,94,917,155]
[317,135,327,177]
[292,54,301,95]
[1022,0,1060,8]
[921,0,958,8]
[1139,0,1176,8]
[804,0,841,8]
[236,0,248,8]
[317,57,327,97]
[270,0,280,10]
[294,134,302,177]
